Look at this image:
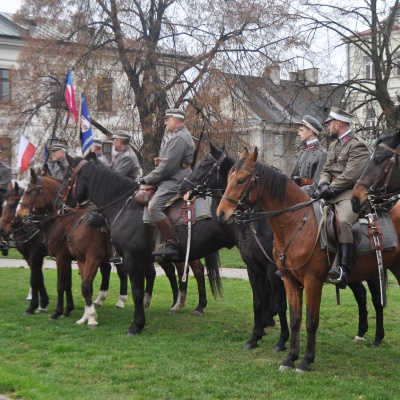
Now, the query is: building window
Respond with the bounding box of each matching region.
[0,69,10,102]
[365,107,376,129]
[49,74,67,110]
[364,57,375,80]
[274,134,285,157]
[97,77,113,112]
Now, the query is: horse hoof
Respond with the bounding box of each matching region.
[169,308,180,314]
[23,311,34,316]
[354,335,366,342]
[93,302,102,307]
[279,365,293,372]
[50,313,60,320]
[75,319,86,325]
[191,310,204,316]
[87,323,99,328]
[295,368,309,374]
[244,342,258,350]
[127,330,141,336]
[36,308,48,314]
[115,303,125,309]
[273,345,286,353]
[372,341,382,347]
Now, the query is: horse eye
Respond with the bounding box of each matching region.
[238,178,245,184]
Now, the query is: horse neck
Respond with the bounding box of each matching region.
[260,182,312,243]
[42,178,61,214]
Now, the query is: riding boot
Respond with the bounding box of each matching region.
[328,243,352,289]
[152,218,179,261]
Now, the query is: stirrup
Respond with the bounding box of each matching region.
[328,267,348,288]
[109,254,123,264]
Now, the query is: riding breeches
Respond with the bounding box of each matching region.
[331,197,358,243]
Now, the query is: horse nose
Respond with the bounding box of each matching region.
[217,210,225,222]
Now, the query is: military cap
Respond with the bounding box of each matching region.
[325,107,352,124]
[298,115,323,135]
[111,130,131,140]
[93,139,102,146]
[165,108,185,119]
[49,143,66,151]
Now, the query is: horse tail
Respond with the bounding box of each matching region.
[204,251,223,299]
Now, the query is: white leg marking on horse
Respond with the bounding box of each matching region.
[87,304,98,327]
[93,290,108,306]
[115,295,128,308]
[26,287,32,301]
[354,335,366,342]
[76,306,89,325]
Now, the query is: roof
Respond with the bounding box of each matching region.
[0,12,23,38]
[223,73,344,124]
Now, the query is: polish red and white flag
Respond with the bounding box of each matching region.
[18,135,36,171]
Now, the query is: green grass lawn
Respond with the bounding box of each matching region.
[0,267,400,400]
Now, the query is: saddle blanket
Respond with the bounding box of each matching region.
[313,201,398,255]
[143,196,212,226]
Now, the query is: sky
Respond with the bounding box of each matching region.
[0,0,22,13]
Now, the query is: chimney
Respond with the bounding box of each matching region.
[263,64,280,85]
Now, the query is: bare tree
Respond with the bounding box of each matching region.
[12,0,303,172]
[293,0,400,132]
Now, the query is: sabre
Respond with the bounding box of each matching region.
[182,200,192,282]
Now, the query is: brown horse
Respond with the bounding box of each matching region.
[216,148,400,372]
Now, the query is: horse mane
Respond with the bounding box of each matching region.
[85,161,139,201]
[254,161,287,203]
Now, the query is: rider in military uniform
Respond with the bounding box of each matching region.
[313,107,370,288]
[93,139,110,166]
[111,131,140,180]
[0,149,13,191]
[140,108,195,261]
[48,143,68,180]
[290,115,326,197]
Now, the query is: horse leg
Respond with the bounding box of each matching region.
[366,278,384,347]
[51,257,74,319]
[189,260,207,316]
[244,267,268,350]
[126,256,146,336]
[268,265,289,352]
[279,279,303,372]
[94,262,111,306]
[295,279,323,373]
[159,261,180,313]
[144,263,156,309]
[348,281,368,341]
[115,263,128,308]
[75,260,99,327]
[24,254,48,315]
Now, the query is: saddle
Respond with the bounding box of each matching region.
[313,200,398,255]
[143,195,212,226]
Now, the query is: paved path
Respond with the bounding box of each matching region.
[0,258,249,280]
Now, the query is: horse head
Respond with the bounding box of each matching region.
[16,169,60,220]
[216,147,259,224]
[351,130,400,213]
[0,181,22,239]
[179,142,233,196]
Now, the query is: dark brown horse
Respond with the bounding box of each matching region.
[352,130,400,213]
[216,148,400,372]
[0,181,49,315]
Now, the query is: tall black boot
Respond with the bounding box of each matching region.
[152,218,179,261]
[328,243,352,289]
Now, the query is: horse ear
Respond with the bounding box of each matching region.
[239,147,249,160]
[30,168,37,183]
[254,147,258,162]
[7,181,12,191]
[246,147,258,165]
[65,152,74,166]
[14,181,19,193]
[85,151,96,162]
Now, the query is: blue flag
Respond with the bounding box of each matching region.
[43,146,49,164]
[80,91,93,156]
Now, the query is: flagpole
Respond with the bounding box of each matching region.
[76,91,82,141]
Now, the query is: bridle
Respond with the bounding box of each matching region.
[183,151,227,197]
[59,159,88,209]
[356,143,400,195]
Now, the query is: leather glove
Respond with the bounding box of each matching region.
[313,183,335,200]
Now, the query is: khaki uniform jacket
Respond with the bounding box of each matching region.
[290,141,327,196]
[319,131,370,201]
[142,125,194,191]
[111,146,140,180]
